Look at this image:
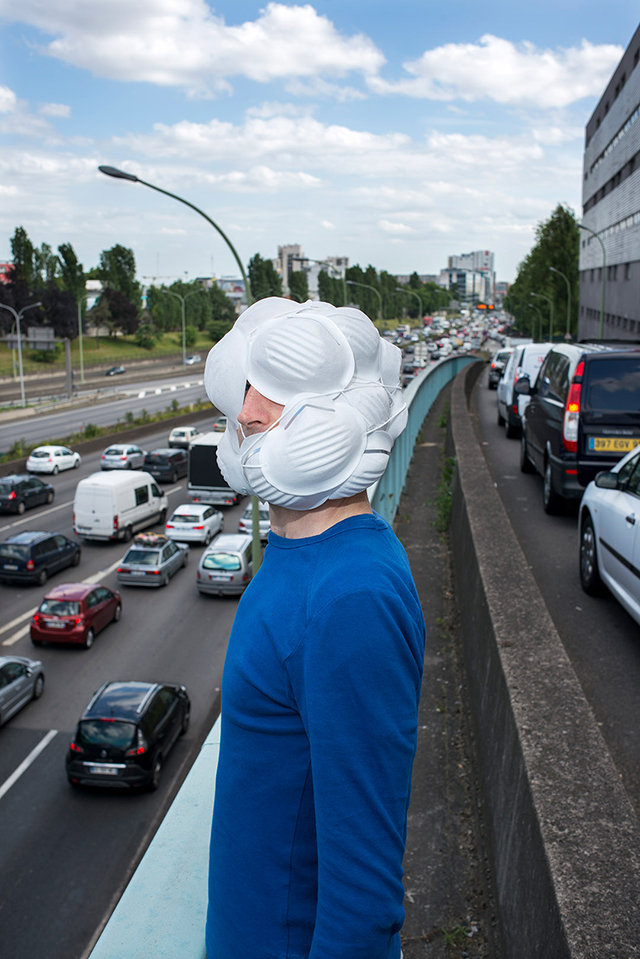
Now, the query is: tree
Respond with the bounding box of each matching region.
[288,270,309,302]
[103,287,139,335]
[40,283,76,338]
[10,227,35,290]
[248,253,283,300]
[34,243,58,287]
[99,245,142,312]
[209,282,236,325]
[57,243,85,302]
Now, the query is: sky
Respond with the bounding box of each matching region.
[1,1,639,287]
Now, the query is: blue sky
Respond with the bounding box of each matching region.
[1,1,638,285]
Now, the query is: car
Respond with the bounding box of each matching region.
[105,365,126,376]
[184,354,202,365]
[0,475,54,515]
[66,680,190,790]
[497,342,553,438]
[100,444,146,470]
[0,655,45,726]
[165,504,224,545]
[143,448,188,483]
[212,417,227,433]
[31,583,121,649]
[488,349,513,389]
[167,426,201,449]
[0,531,81,586]
[26,445,81,474]
[117,532,189,587]
[519,344,640,513]
[579,445,640,625]
[196,533,254,596]
[238,502,270,541]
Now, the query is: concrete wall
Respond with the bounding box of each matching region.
[449,362,640,959]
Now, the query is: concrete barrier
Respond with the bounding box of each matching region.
[449,362,640,959]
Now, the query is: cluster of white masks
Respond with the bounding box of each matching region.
[204,297,408,511]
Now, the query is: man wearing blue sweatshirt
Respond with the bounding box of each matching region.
[204,298,426,959]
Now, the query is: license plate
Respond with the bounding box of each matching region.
[88,765,119,776]
[3,564,18,570]
[130,570,146,576]
[46,621,66,628]
[588,437,640,452]
[209,574,232,581]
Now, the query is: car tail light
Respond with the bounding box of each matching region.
[125,729,148,757]
[113,515,119,530]
[563,360,584,453]
[74,616,84,625]
[120,456,127,461]
[9,490,15,500]
[117,568,128,574]
[101,454,106,459]
[196,571,200,579]
[69,741,84,754]
[166,524,174,529]
[72,512,75,526]
[26,559,35,571]
[151,570,160,575]
[33,614,40,623]
[242,574,249,581]
[193,525,204,530]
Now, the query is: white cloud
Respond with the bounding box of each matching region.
[0,1,384,96]
[369,34,623,108]
[0,85,17,112]
[39,102,71,118]
[321,220,335,230]
[379,219,416,235]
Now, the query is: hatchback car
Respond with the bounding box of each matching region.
[184,354,202,365]
[165,504,223,545]
[212,416,228,433]
[167,426,201,449]
[238,502,270,541]
[0,531,80,585]
[117,533,189,587]
[0,656,45,726]
[26,445,81,474]
[66,680,190,790]
[101,444,146,470]
[0,475,54,514]
[105,365,126,376]
[143,448,188,484]
[197,533,254,596]
[31,583,121,648]
[488,349,513,389]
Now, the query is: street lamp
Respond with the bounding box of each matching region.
[346,280,383,321]
[0,302,42,407]
[549,266,572,340]
[395,287,423,323]
[530,292,553,341]
[98,166,252,306]
[529,303,543,342]
[159,288,207,366]
[578,223,606,339]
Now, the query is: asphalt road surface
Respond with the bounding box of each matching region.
[476,362,640,817]
[0,424,246,959]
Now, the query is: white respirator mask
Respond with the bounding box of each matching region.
[204,297,407,510]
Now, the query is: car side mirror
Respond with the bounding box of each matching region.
[514,376,531,395]
[595,471,620,490]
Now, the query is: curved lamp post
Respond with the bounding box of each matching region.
[578,223,606,339]
[346,280,383,321]
[530,292,554,341]
[98,166,252,306]
[159,288,207,366]
[0,302,42,407]
[549,266,572,340]
[395,287,423,323]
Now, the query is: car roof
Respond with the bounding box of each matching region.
[146,448,176,455]
[43,582,96,600]
[103,443,132,451]
[0,474,34,482]
[30,445,67,452]
[0,655,39,669]
[3,530,55,545]
[172,502,207,513]
[205,533,252,551]
[84,681,158,720]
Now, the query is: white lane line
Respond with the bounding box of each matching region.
[83,559,122,585]
[2,624,30,647]
[165,484,184,496]
[0,606,38,638]
[0,730,58,802]
[2,499,72,531]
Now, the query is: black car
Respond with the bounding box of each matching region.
[518,343,640,512]
[0,475,54,514]
[105,365,126,376]
[488,348,513,389]
[0,531,81,585]
[143,448,188,484]
[66,680,190,790]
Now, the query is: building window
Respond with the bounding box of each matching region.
[590,269,594,282]
[625,262,631,280]
[631,320,636,332]
[598,268,602,282]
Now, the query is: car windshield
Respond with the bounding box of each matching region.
[39,599,81,616]
[0,544,29,560]
[172,431,185,438]
[30,450,50,458]
[123,548,160,566]
[242,508,269,521]
[104,448,124,456]
[78,720,136,749]
[171,513,199,523]
[146,454,169,465]
[203,552,241,571]
[585,358,640,412]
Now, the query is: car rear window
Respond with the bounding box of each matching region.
[78,720,136,749]
[496,351,511,364]
[123,548,160,565]
[39,599,81,616]
[584,358,640,412]
[203,552,241,571]
[30,450,50,458]
[171,513,199,523]
[104,447,123,456]
[172,431,186,437]
[0,544,29,560]
[0,481,14,494]
[145,454,169,465]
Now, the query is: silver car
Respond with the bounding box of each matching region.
[238,502,270,541]
[117,533,189,587]
[197,533,254,596]
[0,655,45,726]
[101,444,146,470]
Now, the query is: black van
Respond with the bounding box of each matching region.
[143,448,188,484]
[518,344,640,512]
[0,531,81,585]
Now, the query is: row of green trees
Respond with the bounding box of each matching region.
[504,204,579,339]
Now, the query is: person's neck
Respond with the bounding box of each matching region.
[269,491,373,539]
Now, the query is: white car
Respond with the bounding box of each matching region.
[26,445,81,474]
[165,503,224,545]
[579,444,640,625]
[238,502,270,541]
[184,354,202,365]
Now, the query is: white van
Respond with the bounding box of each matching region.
[73,471,168,542]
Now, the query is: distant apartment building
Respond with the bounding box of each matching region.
[0,262,13,284]
[438,267,490,304]
[494,281,510,306]
[273,246,349,297]
[447,250,495,302]
[273,244,304,289]
[395,274,438,285]
[579,23,640,339]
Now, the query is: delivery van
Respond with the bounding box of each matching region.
[73,471,168,542]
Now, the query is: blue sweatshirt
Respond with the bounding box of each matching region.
[206,513,425,959]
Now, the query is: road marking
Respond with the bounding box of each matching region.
[138,391,146,398]
[0,730,58,802]
[83,559,122,585]
[0,607,38,638]
[166,484,184,496]
[2,499,72,531]
[2,624,30,647]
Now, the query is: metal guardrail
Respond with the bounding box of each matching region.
[88,352,475,959]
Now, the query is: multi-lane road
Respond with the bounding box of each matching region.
[0,419,240,959]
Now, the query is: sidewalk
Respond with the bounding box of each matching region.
[395,382,502,959]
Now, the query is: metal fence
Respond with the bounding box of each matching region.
[88,352,475,959]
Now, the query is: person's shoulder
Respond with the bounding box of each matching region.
[312,513,413,593]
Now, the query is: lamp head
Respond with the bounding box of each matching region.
[99,165,139,183]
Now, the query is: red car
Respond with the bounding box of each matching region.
[30,583,122,649]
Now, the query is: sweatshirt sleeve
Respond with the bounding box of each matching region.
[284,587,425,959]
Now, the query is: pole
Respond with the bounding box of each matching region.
[0,302,42,408]
[346,280,383,321]
[529,304,542,342]
[395,287,423,323]
[578,223,606,339]
[549,266,572,340]
[77,291,97,384]
[160,288,206,365]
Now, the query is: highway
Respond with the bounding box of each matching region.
[476,361,640,817]
[0,420,242,959]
